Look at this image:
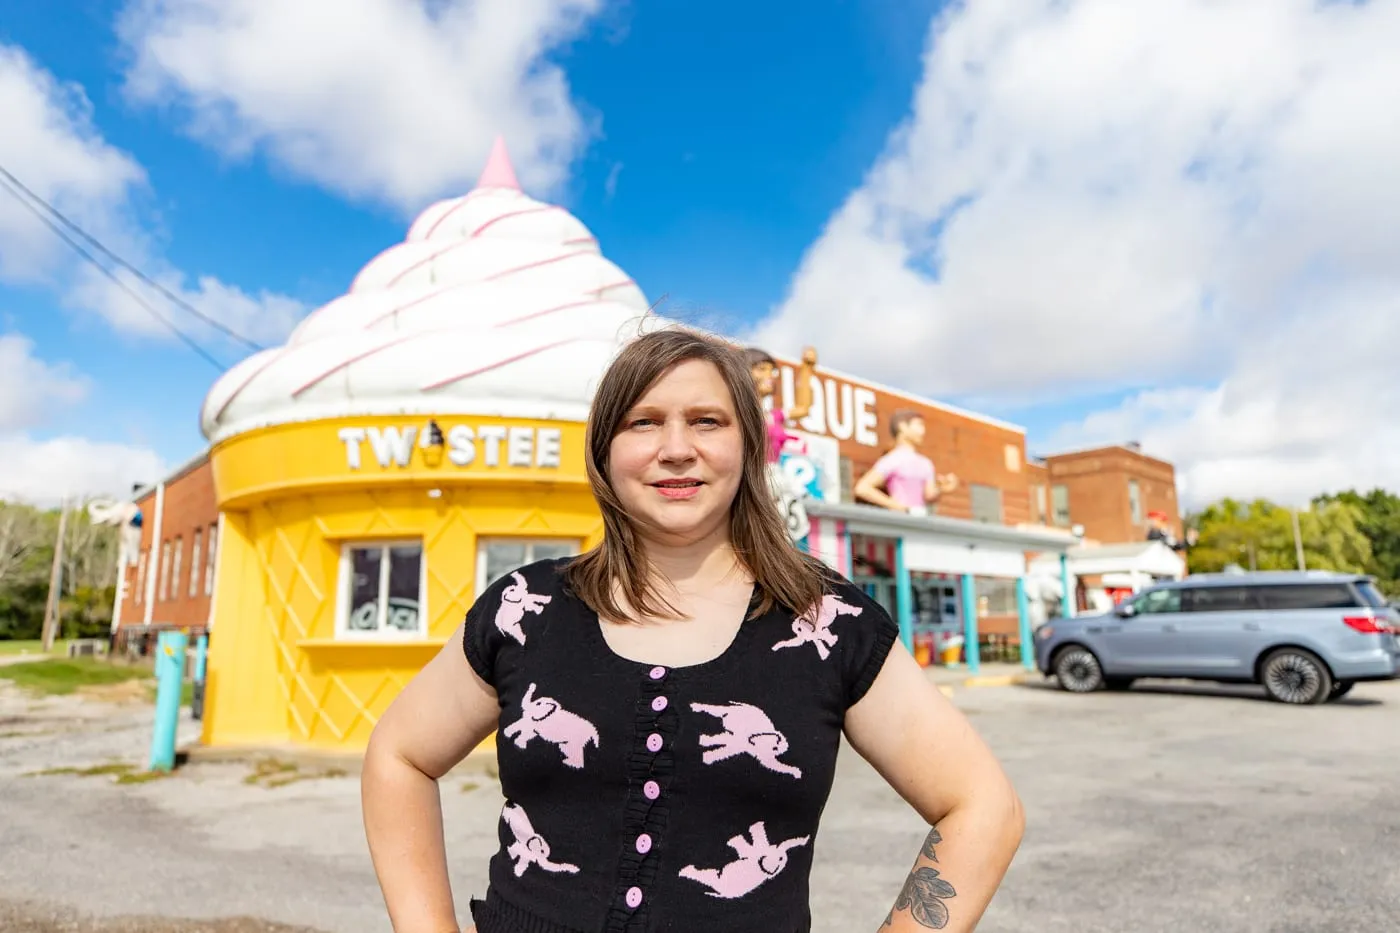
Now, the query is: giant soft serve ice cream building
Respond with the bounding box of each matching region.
[198,140,653,751]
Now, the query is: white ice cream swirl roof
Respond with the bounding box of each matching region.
[200,139,653,443]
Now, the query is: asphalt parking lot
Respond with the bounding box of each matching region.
[2,674,1398,932]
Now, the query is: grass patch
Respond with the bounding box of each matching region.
[0,658,150,696]
[28,761,135,778]
[26,760,176,784]
[0,640,67,656]
[244,757,347,788]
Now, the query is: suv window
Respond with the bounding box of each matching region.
[1354,580,1390,610]
[1182,586,1259,612]
[1134,588,1181,614]
[1257,583,1360,611]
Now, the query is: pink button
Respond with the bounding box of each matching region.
[625,886,643,909]
[636,833,652,854]
[651,696,668,713]
[646,733,663,753]
[643,780,660,800]
[649,665,667,680]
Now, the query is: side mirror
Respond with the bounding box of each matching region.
[1114,602,1136,618]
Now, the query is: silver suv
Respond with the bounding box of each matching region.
[1034,571,1399,704]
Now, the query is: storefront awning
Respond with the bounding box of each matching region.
[806,500,1079,578]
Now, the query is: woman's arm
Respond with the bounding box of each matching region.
[844,643,1025,932]
[362,622,500,933]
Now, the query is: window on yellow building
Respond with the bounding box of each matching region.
[476,538,581,597]
[337,541,425,638]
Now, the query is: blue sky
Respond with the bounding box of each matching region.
[1,0,1397,507]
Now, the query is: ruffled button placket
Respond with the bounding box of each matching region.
[605,664,678,932]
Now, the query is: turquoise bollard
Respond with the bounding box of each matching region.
[191,634,208,721]
[149,630,188,772]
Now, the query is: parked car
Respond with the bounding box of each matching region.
[1034,571,1399,704]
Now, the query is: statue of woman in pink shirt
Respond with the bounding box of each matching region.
[855,409,959,516]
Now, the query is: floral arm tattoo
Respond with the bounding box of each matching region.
[880,826,958,930]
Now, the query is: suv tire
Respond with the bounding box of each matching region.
[1054,647,1105,693]
[1260,648,1333,705]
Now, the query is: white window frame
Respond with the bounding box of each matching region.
[159,540,172,602]
[475,537,582,597]
[135,550,147,606]
[204,523,218,596]
[1051,485,1071,527]
[189,529,202,598]
[1128,479,1143,525]
[171,536,183,603]
[335,539,428,640]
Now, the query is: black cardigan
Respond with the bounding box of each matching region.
[463,558,899,933]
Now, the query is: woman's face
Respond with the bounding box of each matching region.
[608,359,745,548]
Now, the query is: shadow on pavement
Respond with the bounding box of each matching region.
[1013,679,1385,707]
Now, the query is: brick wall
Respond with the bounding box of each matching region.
[1041,446,1181,544]
[773,358,1031,525]
[118,455,220,630]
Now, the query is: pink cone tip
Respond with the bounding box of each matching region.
[477,136,521,190]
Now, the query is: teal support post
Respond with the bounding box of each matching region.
[960,573,981,674]
[894,538,914,653]
[1059,553,1076,618]
[1016,578,1034,670]
[148,630,188,772]
[191,634,209,721]
[193,634,208,682]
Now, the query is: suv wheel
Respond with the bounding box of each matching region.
[1054,647,1105,693]
[1260,648,1333,705]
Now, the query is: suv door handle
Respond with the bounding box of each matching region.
[1162,624,1178,633]
[1243,622,1261,631]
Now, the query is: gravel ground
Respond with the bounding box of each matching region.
[2,674,1398,932]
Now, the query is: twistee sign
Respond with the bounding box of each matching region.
[338,424,563,471]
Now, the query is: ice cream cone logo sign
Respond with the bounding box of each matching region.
[337,420,563,471]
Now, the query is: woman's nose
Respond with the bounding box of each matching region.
[657,422,697,462]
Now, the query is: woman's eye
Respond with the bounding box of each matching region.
[694,417,721,427]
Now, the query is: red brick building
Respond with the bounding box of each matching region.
[1026,443,1182,545]
[116,452,220,640]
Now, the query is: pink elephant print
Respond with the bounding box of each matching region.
[503,683,600,769]
[494,571,551,645]
[690,701,801,779]
[771,593,863,660]
[502,803,578,877]
[679,821,809,898]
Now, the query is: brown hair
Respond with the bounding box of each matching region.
[889,408,925,439]
[566,327,830,622]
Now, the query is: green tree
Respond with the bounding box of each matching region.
[1186,497,1372,576]
[1315,488,1400,596]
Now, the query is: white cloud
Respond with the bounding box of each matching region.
[0,42,306,348]
[0,333,90,431]
[117,0,606,210]
[756,0,1400,507]
[0,336,162,504]
[0,434,166,505]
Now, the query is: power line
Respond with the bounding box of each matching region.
[0,162,264,353]
[0,171,228,371]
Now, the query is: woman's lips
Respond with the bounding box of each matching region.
[651,479,703,500]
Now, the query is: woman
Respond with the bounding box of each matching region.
[362,327,1024,933]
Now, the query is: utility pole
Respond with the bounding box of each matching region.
[1292,508,1307,571]
[41,498,70,652]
